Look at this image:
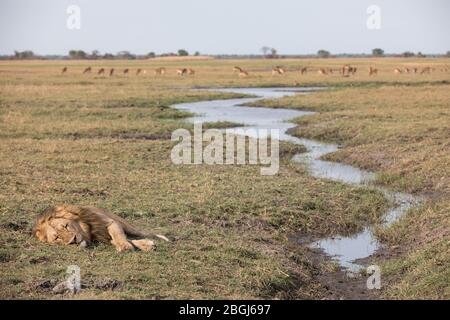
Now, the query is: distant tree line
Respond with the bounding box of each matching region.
[315,48,431,58]
[2,49,198,60]
[2,48,450,60]
[372,48,384,57]
[67,49,197,60]
[317,50,330,58]
[261,46,278,59]
[13,50,35,59]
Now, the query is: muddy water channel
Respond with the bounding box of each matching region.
[172,87,419,271]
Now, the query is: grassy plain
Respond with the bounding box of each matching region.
[0,58,448,299]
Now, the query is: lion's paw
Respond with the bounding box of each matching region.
[131,239,155,252]
[115,241,135,252]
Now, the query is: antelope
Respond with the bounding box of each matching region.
[413,68,418,74]
[109,68,114,76]
[342,65,350,76]
[187,68,195,75]
[83,67,92,74]
[97,68,105,75]
[420,67,431,74]
[61,67,67,74]
[123,69,129,75]
[342,65,356,76]
[154,67,166,75]
[136,68,142,75]
[238,70,249,78]
[300,67,307,75]
[177,68,188,76]
[404,68,411,74]
[233,66,243,73]
[368,67,378,76]
[272,66,285,75]
[394,68,402,74]
[318,68,328,75]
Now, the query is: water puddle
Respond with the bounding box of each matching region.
[171,87,419,271]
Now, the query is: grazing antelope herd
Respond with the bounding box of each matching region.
[60,64,448,79]
[61,66,197,77]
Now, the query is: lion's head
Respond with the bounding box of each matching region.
[32,206,91,246]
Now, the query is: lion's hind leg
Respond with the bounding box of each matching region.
[131,239,155,252]
[107,222,134,252]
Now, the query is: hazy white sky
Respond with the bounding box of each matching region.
[1,0,449,55]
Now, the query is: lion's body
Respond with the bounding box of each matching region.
[32,205,168,252]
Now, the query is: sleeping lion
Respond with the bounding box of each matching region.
[32,205,169,252]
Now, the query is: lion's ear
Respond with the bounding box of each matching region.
[33,226,46,240]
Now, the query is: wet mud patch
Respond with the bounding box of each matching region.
[291,234,379,300]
